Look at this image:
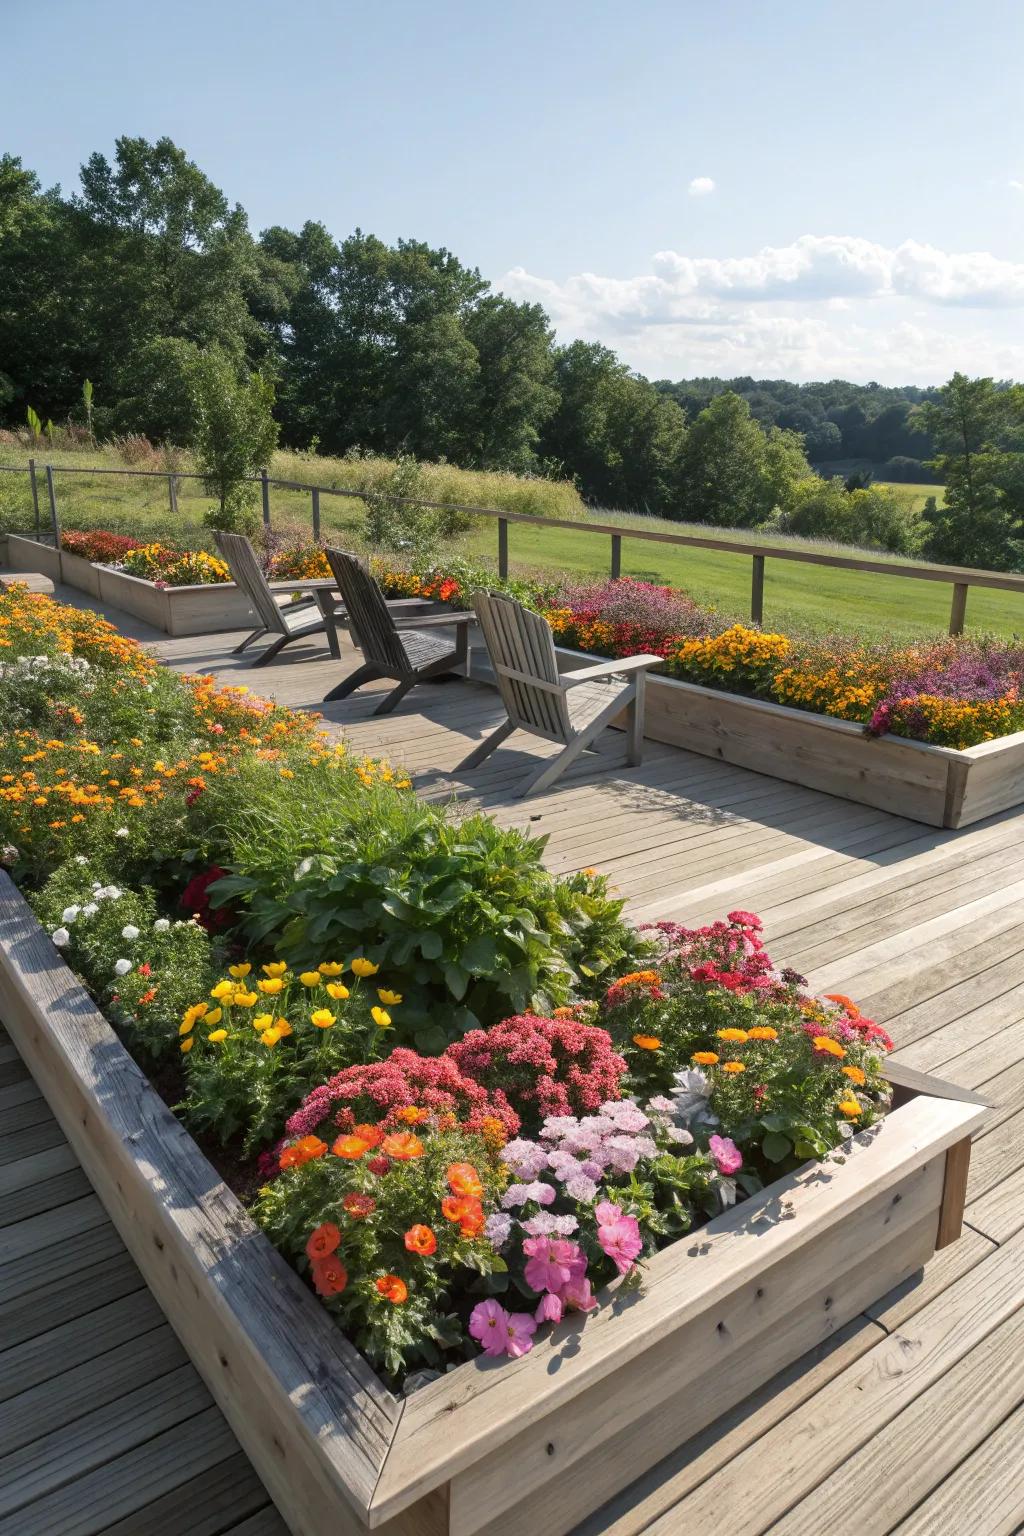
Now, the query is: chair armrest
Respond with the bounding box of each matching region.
[265,577,339,592]
[391,612,475,630]
[560,655,662,684]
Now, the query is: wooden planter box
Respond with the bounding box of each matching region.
[467,635,1024,830]
[4,533,260,636]
[0,875,986,1536]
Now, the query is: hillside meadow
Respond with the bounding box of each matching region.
[2,448,1018,644]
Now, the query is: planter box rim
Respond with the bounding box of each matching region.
[0,872,988,1533]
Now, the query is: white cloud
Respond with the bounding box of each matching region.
[1010,180,1024,193]
[499,234,1024,384]
[688,176,715,196]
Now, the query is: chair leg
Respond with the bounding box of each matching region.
[457,718,515,771]
[232,626,267,654]
[627,671,645,766]
[521,686,636,798]
[322,662,382,703]
[252,633,291,667]
[373,676,417,716]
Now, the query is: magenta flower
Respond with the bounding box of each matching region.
[562,1274,599,1312]
[523,1236,576,1293]
[469,1299,511,1358]
[708,1134,743,1176]
[596,1210,643,1275]
[503,1311,538,1358]
[535,1292,564,1325]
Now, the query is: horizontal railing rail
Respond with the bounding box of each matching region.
[0,458,1018,636]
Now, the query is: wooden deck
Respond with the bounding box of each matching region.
[7,592,1024,1534]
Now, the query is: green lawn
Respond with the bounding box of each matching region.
[1,454,1019,644]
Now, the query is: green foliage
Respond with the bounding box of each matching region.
[359,452,452,554]
[919,374,1024,569]
[190,346,279,532]
[774,476,923,554]
[26,404,41,441]
[675,392,812,528]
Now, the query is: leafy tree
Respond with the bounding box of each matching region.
[460,295,558,470]
[919,374,1024,569]
[189,347,279,532]
[776,477,922,554]
[675,392,810,527]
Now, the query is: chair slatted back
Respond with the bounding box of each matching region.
[324,549,408,672]
[473,591,571,742]
[213,531,283,633]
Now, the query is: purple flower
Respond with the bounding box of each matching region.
[469,1299,510,1358]
[501,1183,532,1209]
[484,1213,513,1249]
[522,1212,579,1237]
[501,1139,549,1179]
[708,1134,743,1176]
[524,1180,556,1206]
[565,1173,599,1203]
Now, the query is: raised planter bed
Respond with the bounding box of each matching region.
[463,636,1024,829]
[5,533,260,636]
[0,873,987,1536]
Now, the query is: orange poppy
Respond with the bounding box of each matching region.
[332,1134,370,1160]
[305,1222,341,1261]
[404,1224,438,1256]
[382,1132,424,1161]
[351,1123,382,1147]
[376,1274,408,1304]
[311,1255,348,1297]
[395,1105,429,1124]
[442,1194,484,1237]
[446,1162,483,1198]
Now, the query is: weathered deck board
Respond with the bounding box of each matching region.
[8,587,1024,1534]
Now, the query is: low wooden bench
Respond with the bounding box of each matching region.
[0,570,55,594]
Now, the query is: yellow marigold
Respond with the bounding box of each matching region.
[371,1006,392,1029]
[717,1027,749,1044]
[692,1051,719,1065]
[842,1064,867,1086]
[207,1028,229,1043]
[377,988,403,1006]
[616,969,662,987]
[722,1060,746,1074]
[812,1035,846,1058]
[228,963,251,979]
[319,961,344,977]
[299,971,322,987]
[747,1026,779,1041]
[262,961,288,978]
[838,1098,862,1118]
[258,977,284,995]
[632,1034,662,1051]
[210,980,233,1000]
[326,981,350,1000]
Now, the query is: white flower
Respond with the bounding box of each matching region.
[121,925,140,941]
[114,827,130,839]
[51,928,70,948]
[96,885,122,901]
[74,854,89,866]
[82,902,99,916]
[153,918,170,933]
[113,958,132,976]
[61,906,81,924]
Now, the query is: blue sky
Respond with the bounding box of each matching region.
[6,0,1024,384]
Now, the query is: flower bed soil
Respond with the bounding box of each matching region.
[0,874,986,1536]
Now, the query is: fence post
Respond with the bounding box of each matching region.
[45,465,61,548]
[949,582,968,636]
[168,474,178,519]
[751,555,765,624]
[611,533,622,580]
[311,487,321,542]
[261,469,271,528]
[28,457,41,538]
[497,517,509,579]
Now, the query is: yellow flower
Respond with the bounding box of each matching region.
[260,1027,282,1047]
[717,1028,749,1044]
[208,1028,228,1043]
[253,1013,275,1031]
[262,961,288,978]
[319,961,344,977]
[632,1033,662,1050]
[180,1036,194,1053]
[371,1006,392,1029]
[228,963,251,979]
[748,1026,778,1041]
[351,957,379,978]
[179,1018,195,1037]
[205,1007,223,1026]
[232,989,258,1008]
[300,971,322,987]
[843,1065,867,1086]
[692,1051,719,1065]
[326,981,350,1000]
[812,1035,846,1059]
[722,1060,746,1074]
[276,1019,294,1037]
[310,1008,337,1029]
[377,988,403,1006]
[838,1098,862,1118]
[210,980,233,1000]
[258,977,284,995]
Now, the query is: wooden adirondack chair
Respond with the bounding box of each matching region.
[213,531,343,666]
[322,548,474,715]
[460,590,661,797]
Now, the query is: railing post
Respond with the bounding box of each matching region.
[311,487,321,542]
[261,469,271,528]
[498,517,509,579]
[949,582,968,636]
[28,456,41,538]
[168,474,178,519]
[611,533,622,580]
[45,465,61,548]
[751,555,765,625]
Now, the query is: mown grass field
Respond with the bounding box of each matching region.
[1,451,1019,644]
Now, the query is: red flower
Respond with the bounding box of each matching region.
[306,1222,341,1260]
[179,866,235,933]
[311,1255,348,1296]
[342,1192,376,1219]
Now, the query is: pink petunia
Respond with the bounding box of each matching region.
[562,1274,599,1312]
[523,1236,576,1293]
[596,1211,643,1275]
[535,1292,564,1325]
[504,1311,538,1358]
[469,1299,510,1358]
[708,1134,743,1176]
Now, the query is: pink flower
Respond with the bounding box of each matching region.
[562,1274,599,1312]
[523,1236,576,1293]
[504,1311,538,1358]
[535,1292,563,1325]
[469,1299,510,1358]
[708,1134,743,1176]
[594,1199,623,1226]
[596,1210,643,1275]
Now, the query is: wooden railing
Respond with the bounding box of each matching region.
[2,459,1022,636]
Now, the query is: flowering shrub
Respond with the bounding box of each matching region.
[546,577,715,660]
[119,543,230,587]
[254,1119,506,1381]
[62,529,144,563]
[445,1013,626,1132]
